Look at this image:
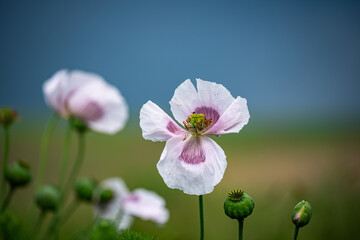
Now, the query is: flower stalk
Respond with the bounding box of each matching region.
[59,123,72,191]
[238,219,244,240]
[34,113,59,191]
[293,226,300,240]
[1,186,14,212]
[199,195,204,240]
[0,126,10,211]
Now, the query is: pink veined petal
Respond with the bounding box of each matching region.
[157,135,227,195]
[169,79,238,127]
[205,96,250,135]
[67,80,129,134]
[93,178,129,221]
[140,101,183,142]
[169,79,199,124]
[196,78,236,116]
[122,189,169,225]
[43,69,68,114]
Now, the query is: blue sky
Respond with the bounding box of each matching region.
[0,0,359,120]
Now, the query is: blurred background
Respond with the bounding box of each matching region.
[1,0,360,239]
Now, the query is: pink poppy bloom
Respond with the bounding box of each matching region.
[94,178,169,229]
[140,79,250,195]
[43,69,128,134]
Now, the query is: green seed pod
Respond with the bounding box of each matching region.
[99,188,114,203]
[291,200,312,227]
[5,161,31,188]
[0,108,18,127]
[75,177,96,202]
[224,190,255,220]
[35,185,61,212]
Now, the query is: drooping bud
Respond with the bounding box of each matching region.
[70,117,88,133]
[0,108,18,127]
[291,200,312,227]
[5,161,31,188]
[35,185,61,212]
[75,177,96,202]
[224,190,255,220]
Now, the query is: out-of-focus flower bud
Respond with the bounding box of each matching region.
[224,190,254,220]
[75,177,96,202]
[0,108,18,127]
[99,188,114,203]
[5,161,31,188]
[35,185,61,212]
[291,200,312,227]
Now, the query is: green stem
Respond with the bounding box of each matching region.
[1,186,14,212]
[52,131,86,239]
[0,126,10,210]
[238,219,244,240]
[293,226,300,240]
[59,124,72,191]
[34,114,59,190]
[199,195,204,240]
[33,211,46,236]
[61,200,79,225]
[63,131,86,202]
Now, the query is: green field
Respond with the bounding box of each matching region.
[3,116,360,240]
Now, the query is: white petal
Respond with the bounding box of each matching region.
[67,80,128,134]
[169,79,238,127]
[157,135,227,195]
[123,189,169,225]
[169,79,198,124]
[140,101,183,142]
[196,78,236,116]
[118,214,134,230]
[93,178,129,221]
[205,96,250,135]
[42,69,68,113]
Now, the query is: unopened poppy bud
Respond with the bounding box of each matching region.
[35,185,61,212]
[0,108,18,127]
[70,117,88,133]
[99,188,114,203]
[291,200,312,227]
[224,190,255,220]
[75,177,96,202]
[5,161,31,187]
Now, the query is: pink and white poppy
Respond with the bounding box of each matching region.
[43,69,128,134]
[139,79,250,195]
[94,178,169,229]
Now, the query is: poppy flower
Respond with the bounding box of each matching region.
[140,79,249,195]
[43,69,128,134]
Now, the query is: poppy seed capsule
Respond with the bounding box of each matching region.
[224,190,254,220]
[75,177,96,202]
[291,200,312,227]
[5,161,31,187]
[35,185,61,212]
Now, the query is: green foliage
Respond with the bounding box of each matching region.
[0,211,24,240]
[74,219,157,240]
[119,229,157,240]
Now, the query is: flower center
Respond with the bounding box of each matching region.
[183,113,212,136]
